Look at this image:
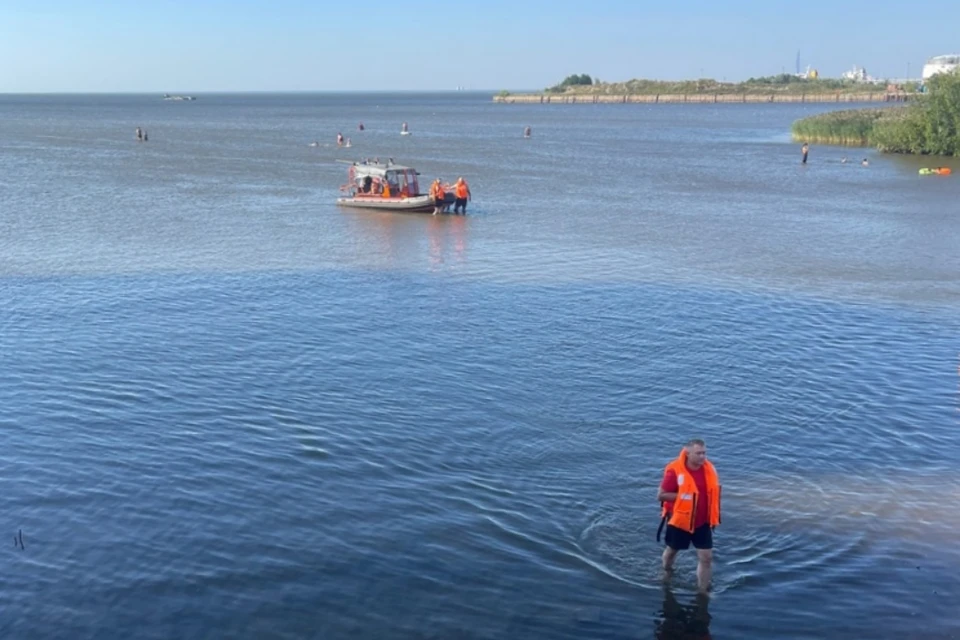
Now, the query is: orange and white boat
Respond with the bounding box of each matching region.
[336,160,454,213]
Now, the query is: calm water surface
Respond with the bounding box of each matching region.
[1,93,959,639]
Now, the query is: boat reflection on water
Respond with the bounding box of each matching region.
[654,587,712,640]
[339,206,469,270]
[428,213,468,268]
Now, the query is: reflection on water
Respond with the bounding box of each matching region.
[338,209,470,270]
[655,588,712,640]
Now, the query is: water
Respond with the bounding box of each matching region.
[1,93,959,639]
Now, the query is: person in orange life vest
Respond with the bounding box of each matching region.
[381,181,392,198]
[431,178,446,215]
[657,438,721,592]
[452,177,472,214]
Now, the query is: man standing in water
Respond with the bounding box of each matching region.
[801,142,809,164]
[658,439,721,592]
[453,177,471,214]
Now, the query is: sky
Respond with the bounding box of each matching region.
[1,0,957,92]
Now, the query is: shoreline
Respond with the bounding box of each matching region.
[494,92,910,104]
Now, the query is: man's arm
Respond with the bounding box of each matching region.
[658,469,678,503]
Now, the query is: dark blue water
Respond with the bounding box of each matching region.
[2,94,959,639]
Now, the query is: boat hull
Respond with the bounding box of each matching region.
[337,193,455,213]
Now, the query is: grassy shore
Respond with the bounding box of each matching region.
[540,75,907,97]
[790,70,960,156]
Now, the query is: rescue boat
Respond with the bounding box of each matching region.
[336,160,455,213]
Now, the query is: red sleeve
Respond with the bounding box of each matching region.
[660,469,678,493]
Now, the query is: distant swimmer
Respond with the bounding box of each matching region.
[841,156,848,164]
[658,439,721,593]
[337,132,344,147]
[358,122,365,131]
[861,158,869,167]
[800,142,809,164]
[345,137,352,148]
[401,122,410,135]
[135,127,143,142]
[143,130,148,142]
[309,141,319,147]
[524,126,532,138]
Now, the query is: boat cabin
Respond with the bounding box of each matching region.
[345,160,421,198]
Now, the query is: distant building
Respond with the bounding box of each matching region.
[922,54,960,80]
[842,65,872,83]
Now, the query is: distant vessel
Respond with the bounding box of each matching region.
[841,65,872,83]
[163,94,196,101]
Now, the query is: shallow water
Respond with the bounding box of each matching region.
[1,93,958,639]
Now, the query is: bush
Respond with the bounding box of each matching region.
[546,73,594,92]
[872,69,960,155]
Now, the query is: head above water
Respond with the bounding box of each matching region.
[684,438,707,469]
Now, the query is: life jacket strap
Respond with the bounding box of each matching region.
[656,502,667,542]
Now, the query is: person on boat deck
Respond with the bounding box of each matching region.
[453,177,472,214]
[431,179,445,215]
[382,181,392,198]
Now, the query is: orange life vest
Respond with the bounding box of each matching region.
[382,183,391,198]
[660,449,721,533]
[455,181,469,198]
[435,184,445,199]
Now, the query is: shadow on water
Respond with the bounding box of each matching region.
[654,587,713,640]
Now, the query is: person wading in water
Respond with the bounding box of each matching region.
[657,438,721,593]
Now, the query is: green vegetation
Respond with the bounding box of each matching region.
[498,89,511,98]
[791,108,901,146]
[791,70,960,155]
[872,70,960,155]
[545,74,594,92]
[543,74,894,96]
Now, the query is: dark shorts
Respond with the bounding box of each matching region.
[434,197,445,207]
[664,524,713,550]
[454,197,467,208]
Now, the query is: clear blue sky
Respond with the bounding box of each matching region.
[1,0,956,92]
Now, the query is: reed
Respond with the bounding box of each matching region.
[790,108,899,146]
